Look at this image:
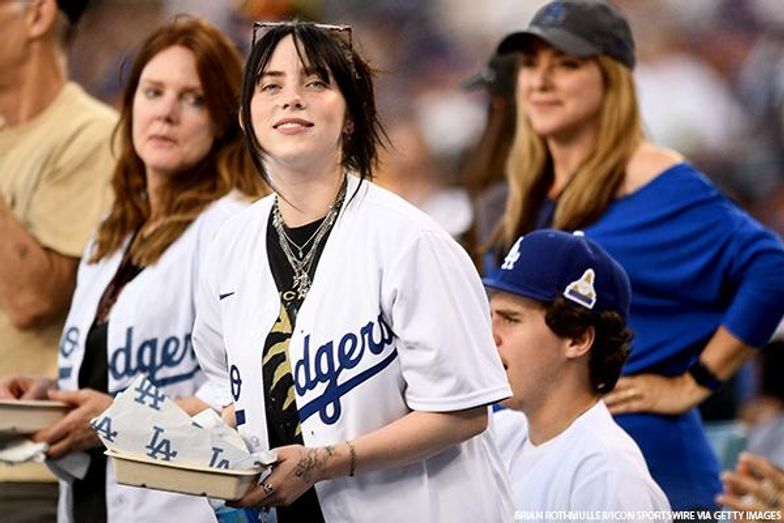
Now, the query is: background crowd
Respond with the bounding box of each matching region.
[68,0,784,239]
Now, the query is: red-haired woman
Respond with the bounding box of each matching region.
[0,16,266,522]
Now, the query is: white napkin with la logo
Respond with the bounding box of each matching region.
[90,374,274,470]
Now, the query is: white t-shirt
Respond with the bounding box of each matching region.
[492,402,671,521]
[194,176,514,523]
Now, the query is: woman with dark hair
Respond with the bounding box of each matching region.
[192,21,513,522]
[0,16,266,522]
[490,0,784,512]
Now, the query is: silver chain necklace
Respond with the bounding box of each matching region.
[272,181,346,299]
[276,218,322,259]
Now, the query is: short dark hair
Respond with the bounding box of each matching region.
[544,296,633,394]
[239,21,385,191]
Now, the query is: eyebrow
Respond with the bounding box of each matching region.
[493,307,522,319]
[260,67,326,77]
[257,68,331,83]
[138,78,204,92]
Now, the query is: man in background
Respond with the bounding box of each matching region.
[0,0,116,520]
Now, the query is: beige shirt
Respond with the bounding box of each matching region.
[0,82,117,481]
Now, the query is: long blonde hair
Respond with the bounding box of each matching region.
[496,55,644,252]
[90,17,268,266]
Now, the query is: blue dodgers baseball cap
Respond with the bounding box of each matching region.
[483,230,631,319]
[497,0,635,69]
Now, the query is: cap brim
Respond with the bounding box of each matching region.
[497,27,600,58]
[460,68,494,91]
[482,277,554,305]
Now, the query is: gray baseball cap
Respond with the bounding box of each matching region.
[460,54,517,97]
[497,0,635,69]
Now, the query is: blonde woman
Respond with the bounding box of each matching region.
[491,0,784,513]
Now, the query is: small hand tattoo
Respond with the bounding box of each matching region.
[292,448,330,483]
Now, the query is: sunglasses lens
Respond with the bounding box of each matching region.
[252,22,352,51]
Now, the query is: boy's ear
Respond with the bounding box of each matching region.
[564,326,594,360]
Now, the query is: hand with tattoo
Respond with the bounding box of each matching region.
[229,443,351,508]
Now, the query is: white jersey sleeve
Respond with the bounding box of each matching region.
[193,233,232,408]
[384,229,511,412]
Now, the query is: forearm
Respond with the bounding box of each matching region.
[233,406,491,507]
[314,406,488,482]
[605,327,758,415]
[683,326,756,404]
[0,204,77,328]
[699,326,756,380]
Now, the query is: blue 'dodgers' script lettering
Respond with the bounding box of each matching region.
[294,314,397,425]
[108,327,199,388]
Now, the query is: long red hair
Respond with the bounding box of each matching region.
[90,16,267,265]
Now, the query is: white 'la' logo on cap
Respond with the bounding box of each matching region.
[563,269,597,309]
[501,237,523,270]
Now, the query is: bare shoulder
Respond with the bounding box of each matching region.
[621,142,685,196]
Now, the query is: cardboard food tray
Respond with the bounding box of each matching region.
[0,400,70,434]
[106,450,263,500]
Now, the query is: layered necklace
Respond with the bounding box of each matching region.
[271,179,347,300]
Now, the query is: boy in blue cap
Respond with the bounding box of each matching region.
[485,230,670,514]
